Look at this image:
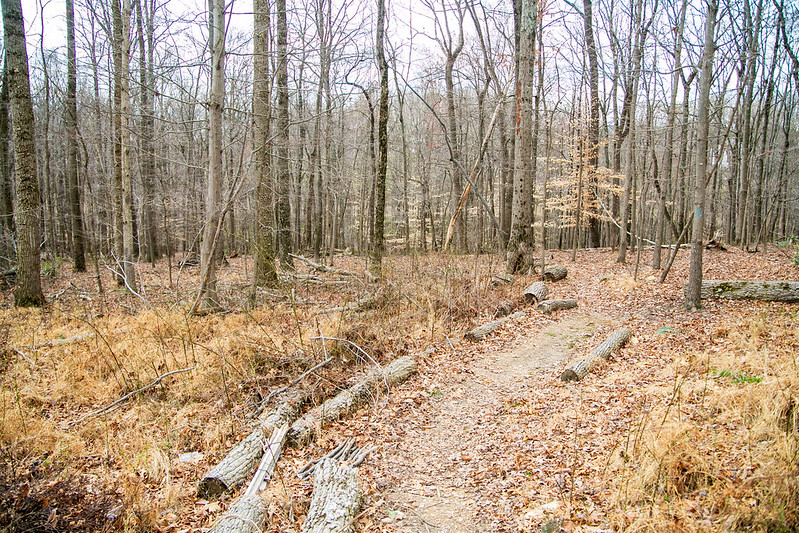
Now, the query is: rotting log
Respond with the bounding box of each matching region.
[493,299,516,318]
[543,265,568,282]
[690,280,799,302]
[561,328,631,382]
[208,494,266,533]
[537,299,577,314]
[301,459,361,533]
[199,389,308,498]
[208,425,288,533]
[464,311,526,342]
[522,282,548,304]
[289,356,417,446]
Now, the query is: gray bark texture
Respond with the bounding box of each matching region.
[199,389,308,498]
[522,281,548,304]
[208,494,266,533]
[537,299,577,314]
[561,328,631,382]
[289,356,417,446]
[692,280,799,302]
[301,459,361,533]
[465,311,526,342]
[542,265,567,282]
[493,300,516,318]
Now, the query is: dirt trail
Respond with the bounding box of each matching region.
[379,313,609,531]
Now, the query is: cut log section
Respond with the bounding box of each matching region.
[464,311,526,342]
[493,299,516,318]
[207,494,266,533]
[522,282,548,304]
[199,389,308,498]
[289,356,417,446]
[537,299,577,314]
[490,274,514,287]
[561,328,631,382]
[543,265,567,282]
[301,459,361,533]
[691,280,799,302]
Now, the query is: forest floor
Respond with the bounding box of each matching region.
[0,244,798,532]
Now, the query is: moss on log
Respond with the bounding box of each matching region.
[691,280,799,302]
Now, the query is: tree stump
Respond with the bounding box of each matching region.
[537,299,577,314]
[561,328,631,381]
[691,280,799,302]
[301,459,361,533]
[542,265,567,282]
[522,282,548,304]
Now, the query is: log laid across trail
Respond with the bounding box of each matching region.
[561,328,632,382]
[691,280,799,302]
[464,311,526,342]
[537,299,577,314]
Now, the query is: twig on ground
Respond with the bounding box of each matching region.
[70,366,194,426]
[253,357,333,417]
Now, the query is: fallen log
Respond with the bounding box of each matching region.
[289,356,417,446]
[691,280,799,302]
[301,459,361,533]
[207,494,266,533]
[537,299,577,314]
[542,265,568,282]
[490,274,514,287]
[208,425,288,533]
[493,299,516,318]
[199,389,308,498]
[464,311,526,342]
[561,328,631,382]
[523,281,548,304]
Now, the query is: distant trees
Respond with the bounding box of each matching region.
[0,0,795,304]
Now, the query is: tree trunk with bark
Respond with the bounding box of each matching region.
[66,0,86,272]
[301,459,361,533]
[692,281,799,302]
[561,328,631,381]
[2,0,45,306]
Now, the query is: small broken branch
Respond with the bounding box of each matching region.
[70,367,194,426]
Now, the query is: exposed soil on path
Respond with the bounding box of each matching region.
[381,314,607,532]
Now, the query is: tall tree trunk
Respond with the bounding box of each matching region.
[252,0,278,287]
[119,0,137,290]
[582,0,601,248]
[0,65,16,268]
[506,0,538,272]
[111,0,125,285]
[135,0,158,263]
[371,0,389,278]
[198,0,226,310]
[2,0,45,306]
[685,0,717,310]
[276,0,293,269]
[66,0,86,272]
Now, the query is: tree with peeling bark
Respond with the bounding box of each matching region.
[1,0,45,307]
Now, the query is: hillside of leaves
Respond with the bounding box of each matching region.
[0,243,797,532]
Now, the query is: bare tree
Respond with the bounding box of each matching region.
[66,0,86,272]
[685,0,718,310]
[371,0,389,277]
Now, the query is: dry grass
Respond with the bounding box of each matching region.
[614,311,799,532]
[0,252,518,531]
